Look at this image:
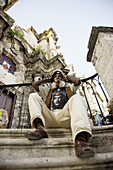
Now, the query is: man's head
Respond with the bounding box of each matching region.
[51,71,63,83]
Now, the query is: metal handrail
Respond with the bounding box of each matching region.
[80,73,98,82]
[0,73,98,89]
[0,83,32,89]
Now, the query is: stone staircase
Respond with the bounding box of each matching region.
[0,125,113,169]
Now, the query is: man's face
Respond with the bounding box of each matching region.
[53,94,62,106]
[54,73,62,84]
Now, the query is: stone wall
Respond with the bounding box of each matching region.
[87,26,113,110]
[0,24,68,85]
[0,0,18,11]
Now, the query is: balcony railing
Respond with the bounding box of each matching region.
[0,73,112,129]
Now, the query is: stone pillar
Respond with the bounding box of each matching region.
[48,34,57,58]
[87,26,113,110]
[24,69,33,83]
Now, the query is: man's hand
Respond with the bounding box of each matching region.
[32,76,52,91]
[61,72,68,81]
[62,72,81,86]
[46,76,52,83]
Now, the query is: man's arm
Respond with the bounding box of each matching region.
[32,77,51,91]
[62,74,81,86]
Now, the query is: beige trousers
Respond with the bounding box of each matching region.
[28,93,92,142]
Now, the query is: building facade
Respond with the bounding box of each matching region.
[87,26,113,112]
[0,1,110,128]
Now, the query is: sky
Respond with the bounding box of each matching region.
[6,0,113,77]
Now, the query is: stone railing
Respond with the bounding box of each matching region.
[0,73,112,129]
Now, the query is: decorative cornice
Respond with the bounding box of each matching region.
[87,26,113,62]
[25,53,66,67]
[0,9,14,40]
[3,0,19,11]
[26,26,39,40]
[39,27,58,42]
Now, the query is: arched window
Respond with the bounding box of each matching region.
[0,54,16,74]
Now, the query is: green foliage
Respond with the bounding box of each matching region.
[32,46,50,59]
[5,13,11,20]
[9,28,24,39]
[0,6,3,10]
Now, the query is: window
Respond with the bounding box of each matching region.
[0,54,16,74]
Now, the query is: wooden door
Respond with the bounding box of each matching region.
[0,90,14,126]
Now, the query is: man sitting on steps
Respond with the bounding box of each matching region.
[25,70,95,158]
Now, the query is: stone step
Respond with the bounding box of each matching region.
[0,138,75,159]
[0,124,113,138]
[0,125,113,158]
[0,133,113,159]
[0,125,113,169]
[0,128,72,138]
[0,152,113,170]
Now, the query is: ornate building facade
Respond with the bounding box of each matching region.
[0,0,76,128]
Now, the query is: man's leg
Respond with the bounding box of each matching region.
[66,94,92,141]
[56,94,94,157]
[67,94,94,157]
[25,93,57,140]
